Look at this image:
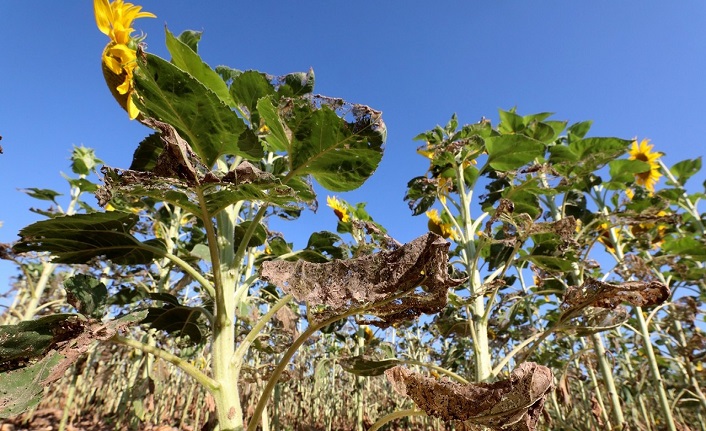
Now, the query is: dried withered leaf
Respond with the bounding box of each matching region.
[590,394,603,426]
[561,277,669,320]
[274,304,298,337]
[529,217,578,249]
[385,362,554,431]
[140,118,208,184]
[260,233,464,326]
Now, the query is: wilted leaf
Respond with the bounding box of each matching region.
[0,311,146,417]
[13,212,167,265]
[260,233,464,327]
[99,161,305,218]
[385,362,554,431]
[560,277,670,321]
[339,355,401,376]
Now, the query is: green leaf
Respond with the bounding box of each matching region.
[306,231,344,260]
[338,355,401,377]
[669,157,702,186]
[0,351,63,418]
[485,135,545,171]
[63,275,108,319]
[134,53,263,166]
[234,221,268,248]
[230,71,276,115]
[608,159,651,183]
[662,236,706,259]
[257,97,290,152]
[0,314,79,363]
[567,120,592,140]
[71,146,104,176]
[165,28,233,107]
[283,98,386,191]
[522,255,574,272]
[13,212,166,265]
[498,109,524,134]
[143,305,205,344]
[20,188,62,203]
[177,30,202,53]
[276,69,315,98]
[550,137,632,176]
[129,132,164,171]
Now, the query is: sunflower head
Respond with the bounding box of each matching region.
[94,0,155,119]
[426,209,457,240]
[326,196,351,223]
[628,139,662,193]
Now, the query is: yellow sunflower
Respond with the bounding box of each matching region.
[426,209,457,240]
[326,196,351,223]
[628,139,662,193]
[94,0,155,119]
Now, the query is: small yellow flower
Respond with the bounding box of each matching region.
[94,0,155,119]
[417,141,435,160]
[426,209,457,240]
[628,139,662,193]
[596,222,620,252]
[631,210,668,249]
[326,196,350,223]
[437,176,452,205]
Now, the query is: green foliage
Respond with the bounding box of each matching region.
[134,53,263,166]
[339,356,401,376]
[0,352,63,418]
[485,135,545,171]
[63,274,108,319]
[13,211,167,264]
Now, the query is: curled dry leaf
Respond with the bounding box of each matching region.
[385,362,554,431]
[560,277,670,321]
[260,233,465,326]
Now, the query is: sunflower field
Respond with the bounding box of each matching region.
[1,2,704,431]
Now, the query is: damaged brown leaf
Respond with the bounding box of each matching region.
[385,362,554,431]
[97,160,301,218]
[260,233,464,327]
[560,277,670,322]
[0,312,145,417]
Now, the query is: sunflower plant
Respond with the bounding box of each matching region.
[383,109,705,429]
[0,1,396,429]
[1,3,704,431]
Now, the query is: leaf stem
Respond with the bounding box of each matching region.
[110,335,218,392]
[368,409,426,431]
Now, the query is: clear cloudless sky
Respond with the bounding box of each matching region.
[1,1,705,292]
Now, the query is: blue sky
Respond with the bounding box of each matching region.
[1,1,705,290]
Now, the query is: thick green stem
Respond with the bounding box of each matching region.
[590,333,625,427]
[634,307,677,431]
[197,180,241,430]
[455,163,491,382]
[593,189,677,431]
